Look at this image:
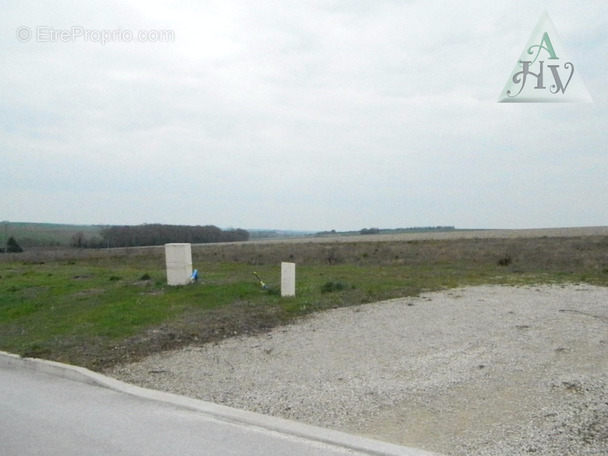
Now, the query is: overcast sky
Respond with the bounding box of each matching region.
[2,1,607,231]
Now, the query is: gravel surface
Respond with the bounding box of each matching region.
[107,284,608,456]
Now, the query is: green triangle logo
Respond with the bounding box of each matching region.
[498,11,592,103]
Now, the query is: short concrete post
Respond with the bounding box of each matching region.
[281,262,296,297]
[165,243,193,286]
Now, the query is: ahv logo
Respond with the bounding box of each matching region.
[498,11,592,103]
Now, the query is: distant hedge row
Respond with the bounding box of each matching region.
[72,224,249,248]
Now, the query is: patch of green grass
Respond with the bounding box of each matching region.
[1,236,608,370]
[1,222,102,247]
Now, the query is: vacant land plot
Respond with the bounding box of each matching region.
[2,227,608,370]
[109,284,608,456]
[2,227,608,454]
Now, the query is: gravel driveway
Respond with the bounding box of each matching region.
[108,284,608,456]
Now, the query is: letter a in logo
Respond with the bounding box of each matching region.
[498,11,592,103]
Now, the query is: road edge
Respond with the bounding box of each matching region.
[0,350,442,456]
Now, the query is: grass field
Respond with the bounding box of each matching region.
[1,222,103,248]
[1,231,608,370]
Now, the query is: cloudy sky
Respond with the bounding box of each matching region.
[2,1,607,231]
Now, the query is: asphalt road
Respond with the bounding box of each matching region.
[0,358,437,456]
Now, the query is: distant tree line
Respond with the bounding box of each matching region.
[358,226,456,235]
[398,226,455,232]
[360,227,380,235]
[71,224,249,248]
[316,226,456,237]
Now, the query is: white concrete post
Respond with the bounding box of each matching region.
[281,262,296,297]
[165,243,193,286]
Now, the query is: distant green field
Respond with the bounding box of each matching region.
[1,222,103,248]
